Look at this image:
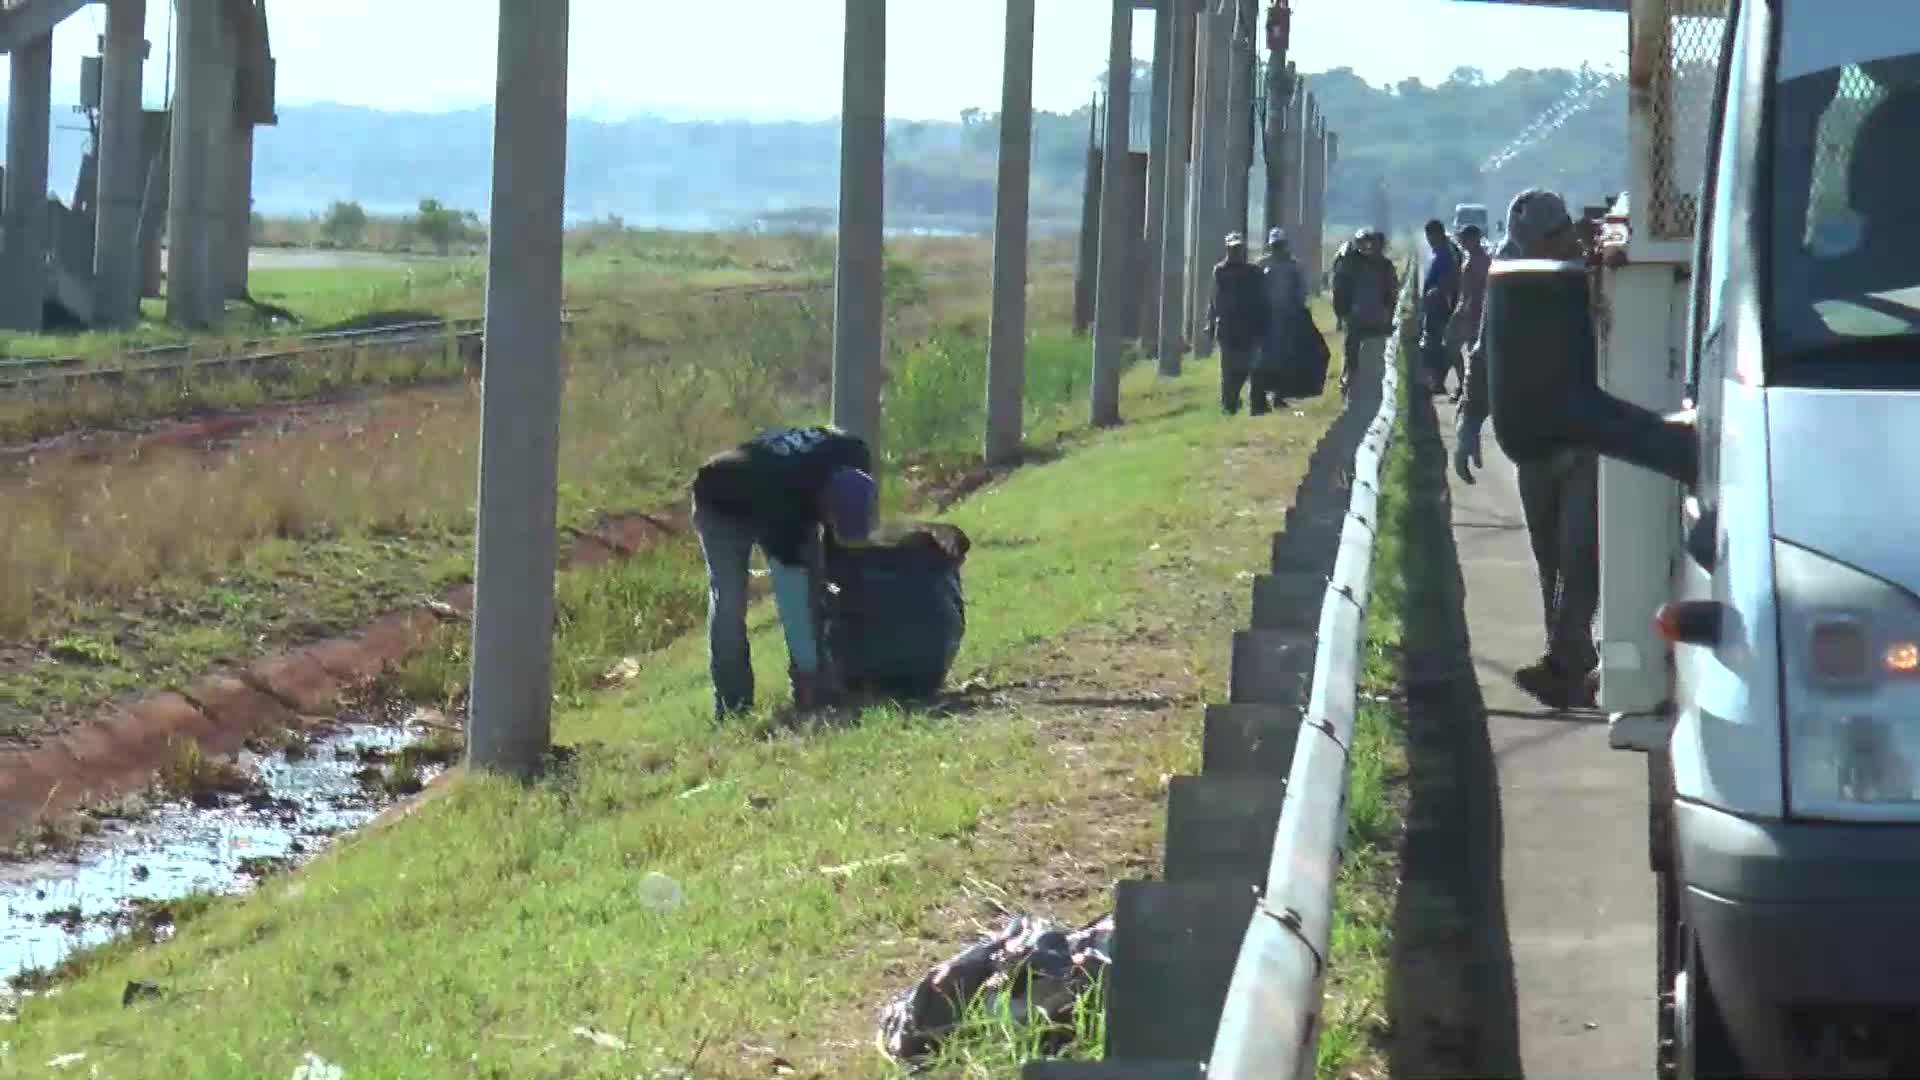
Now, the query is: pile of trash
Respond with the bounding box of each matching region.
[878,912,1114,1063]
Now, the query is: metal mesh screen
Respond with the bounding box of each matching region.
[1805,66,1886,247]
[1647,0,1729,240]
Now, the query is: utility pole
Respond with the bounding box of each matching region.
[1223,0,1255,239]
[1157,0,1193,377]
[985,0,1035,467]
[1088,0,1133,428]
[1262,2,1293,239]
[831,0,887,447]
[467,0,571,777]
[1142,0,1173,353]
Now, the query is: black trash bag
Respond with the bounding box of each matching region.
[877,912,1114,1063]
[1279,304,1333,399]
[824,522,969,699]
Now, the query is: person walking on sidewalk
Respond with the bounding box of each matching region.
[1332,230,1398,397]
[1446,223,1492,402]
[1419,219,1461,394]
[1256,226,1308,409]
[1455,189,1599,710]
[1206,232,1274,415]
[691,425,877,719]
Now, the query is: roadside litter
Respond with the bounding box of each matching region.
[877,911,1113,1064]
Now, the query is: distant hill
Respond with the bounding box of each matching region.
[6,64,1627,236]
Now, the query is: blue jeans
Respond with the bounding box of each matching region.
[692,496,824,717]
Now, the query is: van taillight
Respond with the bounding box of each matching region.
[1810,620,1870,681]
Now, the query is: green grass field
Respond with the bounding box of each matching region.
[0,338,1365,1077]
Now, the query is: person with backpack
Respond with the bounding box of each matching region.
[691,425,877,719]
[1331,230,1398,396]
[1206,232,1274,415]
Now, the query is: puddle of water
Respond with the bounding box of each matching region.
[0,718,446,987]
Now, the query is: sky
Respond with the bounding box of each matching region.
[3,0,1626,122]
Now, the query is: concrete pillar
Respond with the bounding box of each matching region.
[1089,0,1133,428]
[1157,0,1192,377]
[94,0,150,326]
[984,0,1034,468]
[1305,111,1325,292]
[1193,4,1231,356]
[1073,125,1101,336]
[1263,24,1292,242]
[1,33,54,332]
[224,124,254,298]
[467,0,571,777]
[138,110,171,299]
[1120,150,1150,341]
[1223,0,1254,240]
[830,0,886,448]
[1142,0,1173,353]
[1279,78,1303,245]
[166,0,235,328]
[1183,12,1212,347]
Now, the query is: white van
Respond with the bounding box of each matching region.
[1484,1,1920,1075]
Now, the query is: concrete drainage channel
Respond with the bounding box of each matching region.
[1027,269,1415,1080]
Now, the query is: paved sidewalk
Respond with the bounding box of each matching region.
[1440,395,1656,1078]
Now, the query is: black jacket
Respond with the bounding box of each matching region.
[692,426,873,565]
[1207,259,1271,349]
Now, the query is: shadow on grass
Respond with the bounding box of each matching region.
[1384,370,1524,1078]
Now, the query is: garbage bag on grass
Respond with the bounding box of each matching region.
[824,522,969,699]
[877,912,1114,1063]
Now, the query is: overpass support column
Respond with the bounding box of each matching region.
[985,0,1035,467]
[1089,0,1133,427]
[1192,2,1230,355]
[1,33,53,331]
[224,125,254,299]
[831,0,887,448]
[467,0,571,777]
[95,0,150,326]
[167,0,236,328]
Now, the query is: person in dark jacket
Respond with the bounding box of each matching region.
[1456,189,1598,710]
[1206,232,1274,415]
[1419,219,1461,394]
[1331,230,1398,396]
[1256,226,1307,410]
[691,425,877,718]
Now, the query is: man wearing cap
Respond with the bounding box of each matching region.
[691,425,877,718]
[1456,188,1600,709]
[1332,230,1398,396]
[1206,232,1274,415]
[1256,227,1307,407]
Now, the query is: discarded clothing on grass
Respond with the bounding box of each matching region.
[824,522,970,699]
[878,912,1114,1063]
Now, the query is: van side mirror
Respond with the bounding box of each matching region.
[1483,260,1700,489]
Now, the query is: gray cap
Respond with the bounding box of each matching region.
[1505,189,1574,253]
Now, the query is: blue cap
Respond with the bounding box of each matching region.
[825,467,877,543]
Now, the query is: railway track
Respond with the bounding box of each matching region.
[0,279,833,397]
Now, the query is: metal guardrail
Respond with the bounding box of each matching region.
[1205,257,1419,1080]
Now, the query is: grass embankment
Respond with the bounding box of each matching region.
[0,326,1345,1077]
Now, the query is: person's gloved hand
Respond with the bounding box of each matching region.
[1454,414,1484,484]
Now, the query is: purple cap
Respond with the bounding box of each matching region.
[824,467,877,542]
